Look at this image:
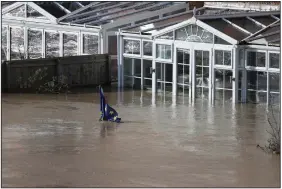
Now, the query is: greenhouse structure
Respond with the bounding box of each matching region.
[1,1,196,80]
[116,10,280,104]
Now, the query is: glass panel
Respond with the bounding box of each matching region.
[269,72,280,92]
[247,71,267,91]
[224,51,231,66]
[214,36,231,45]
[184,51,190,64]
[10,27,25,60]
[215,69,224,89]
[165,64,173,82]
[108,35,116,55]
[63,33,77,57]
[27,5,48,19]
[144,79,152,89]
[45,31,60,58]
[156,32,173,40]
[175,24,213,43]
[203,51,209,66]
[215,50,231,66]
[215,50,223,65]
[143,41,152,56]
[269,53,279,69]
[28,29,42,59]
[4,5,25,17]
[257,52,266,67]
[177,50,183,63]
[156,44,171,60]
[195,50,202,66]
[247,51,265,67]
[134,59,141,77]
[251,16,277,26]
[123,58,132,76]
[124,76,133,88]
[124,39,140,55]
[143,59,152,79]
[133,78,142,89]
[247,91,267,103]
[227,18,263,33]
[83,34,98,54]
[2,26,7,61]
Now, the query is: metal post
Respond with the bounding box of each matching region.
[232,47,239,103]
[172,44,177,96]
[152,40,156,94]
[242,50,247,103]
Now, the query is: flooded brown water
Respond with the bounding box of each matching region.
[2,89,280,187]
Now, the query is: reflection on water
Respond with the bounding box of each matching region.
[2,90,280,187]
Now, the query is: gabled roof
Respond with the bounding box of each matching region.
[120,8,280,46]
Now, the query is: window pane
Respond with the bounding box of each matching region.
[269,53,279,69]
[195,50,202,66]
[184,51,190,65]
[28,29,42,59]
[203,51,209,66]
[27,5,48,19]
[123,58,132,76]
[156,44,171,60]
[269,72,280,92]
[257,52,265,67]
[165,45,171,60]
[177,50,183,63]
[165,64,173,82]
[10,27,24,60]
[223,51,231,66]
[5,5,25,17]
[143,41,152,56]
[143,59,152,78]
[247,71,267,91]
[215,50,223,65]
[63,33,77,57]
[134,59,141,77]
[45,31,60,58]
[83,34,98,54]
[247,51,256,67]
[215,70,224,89]
[124,39,140,55]
[224,70,232,89]
[108,35,116,55]
[2,26,7,61]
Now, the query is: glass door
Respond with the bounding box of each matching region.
[177,48,191,98]
[156,62,173,94]
[194,50,210,99]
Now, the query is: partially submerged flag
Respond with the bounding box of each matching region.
[99,86,121,123]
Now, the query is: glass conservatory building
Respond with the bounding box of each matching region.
[117,10,280,104]
[1,1,194,80]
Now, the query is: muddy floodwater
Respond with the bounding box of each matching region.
[2,89,280,187]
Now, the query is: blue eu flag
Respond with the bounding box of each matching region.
[99,86,121,123]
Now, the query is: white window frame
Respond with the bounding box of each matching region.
[81,32,99,55]
[142,39,153,58]
[213,45,234,69]
[245,49,267,71]
[155,39,173,63]
[9,25,25,61]
[44,29,61,58]
[123,37,141,58]
[268,51,280,72]
[62,31,79,57]
[26,27,44,59]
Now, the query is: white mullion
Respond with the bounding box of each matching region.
[172,44,177,96]
[24,26,28,59]
[53,2,71,14]
[59,32,63,57]
[7,26,10,61]
[266,51,270,105]
[246,16,266,28]
[42,29,45,58]
[270,14,279,20]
